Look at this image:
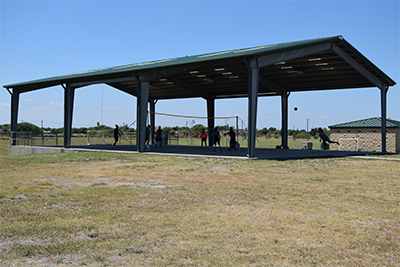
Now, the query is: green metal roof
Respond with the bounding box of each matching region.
[4,36,341,89]
[329,117,400,128]
[3,35,396,100]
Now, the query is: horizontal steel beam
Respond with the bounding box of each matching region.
[70,76,137,88]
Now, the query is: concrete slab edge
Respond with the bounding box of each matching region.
[349,156,400,161]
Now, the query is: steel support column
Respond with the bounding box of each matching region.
[381,85,388,153]
[137,76,149,152]
[207,97,215,146]
[63,84,75,148]
[281,90,289,149]
[149,98,156,145]
[10,90,20,145]
[247,58,259,158]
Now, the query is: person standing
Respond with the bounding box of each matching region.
[213,127,222,152]
[113,124,120,146]
[200,128,208,147]
[145,125,151,145]
[226,127,237,150]
[156,126,162,147]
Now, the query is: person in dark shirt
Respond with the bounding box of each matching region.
[156,126,162,146]
[226,127,237,150]
[213,127,222,152]
[145,125,151,145]
[317,127,339,153]
[113,124,120,146]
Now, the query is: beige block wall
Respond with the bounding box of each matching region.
[330,128,399,153]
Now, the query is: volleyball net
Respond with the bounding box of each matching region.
[148,111,246,146]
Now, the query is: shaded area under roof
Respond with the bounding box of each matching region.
[329,117,400,128]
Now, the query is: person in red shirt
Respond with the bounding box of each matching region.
[200,128,208,147]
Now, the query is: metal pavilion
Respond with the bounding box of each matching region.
[3,36,396,157]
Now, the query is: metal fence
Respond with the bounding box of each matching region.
[10,131,33,146]
[9,132,62,146]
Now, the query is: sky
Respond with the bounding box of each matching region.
[1,0,399,131]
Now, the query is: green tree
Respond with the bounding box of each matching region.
[78,127,88,133]
[17,122,41,133]
[119,123,129,133]
[268,127,277,135]
[192,124,205,135]
[1,124,10,132]
[295,131,309,139]
[257,127,269,137]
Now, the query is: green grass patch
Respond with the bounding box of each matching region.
[0,146,399,266]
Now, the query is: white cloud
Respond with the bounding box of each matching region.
[20,102,64,117]
[49,102,63,107]
[21,98,36,102]
[1,103,10,107]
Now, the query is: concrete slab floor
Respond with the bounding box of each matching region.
[65,144,381,160]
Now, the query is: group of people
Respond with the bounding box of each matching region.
[114,124,239,151]
[146,125,163,146]
[201,127,238,152]
[114,124,337,153]
[113,124,163,147]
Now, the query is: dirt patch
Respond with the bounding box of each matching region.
[32,177,166,189]
[17,254,82,266]
[0,237,44,251]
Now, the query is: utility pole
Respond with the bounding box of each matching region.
[101,85,104,125]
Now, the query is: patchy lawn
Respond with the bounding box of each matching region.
[0,151,399,266]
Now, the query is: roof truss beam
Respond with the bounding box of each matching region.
[106,82,137,96]
[332,43,384,89]
[141,66,204,82]
[257,42,332,68]
[229,61,285,94]
[70,76,137,88]
[167,76,210,99]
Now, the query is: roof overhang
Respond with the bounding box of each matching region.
[4,36,396,99]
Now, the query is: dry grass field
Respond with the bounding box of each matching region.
[0,139,399,266]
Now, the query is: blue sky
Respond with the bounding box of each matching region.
[1,0,399,131]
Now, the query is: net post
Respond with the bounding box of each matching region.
[236,116,239,145]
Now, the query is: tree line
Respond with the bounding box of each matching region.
[0,122,330,138]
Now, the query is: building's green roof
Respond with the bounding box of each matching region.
[329,117,400,128]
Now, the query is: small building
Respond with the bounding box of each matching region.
[329,117,400,153]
